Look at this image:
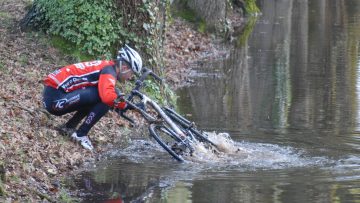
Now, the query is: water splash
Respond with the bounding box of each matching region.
[108,132,329,170]
[186,132,329,169]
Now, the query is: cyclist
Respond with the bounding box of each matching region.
[42,45,142,151]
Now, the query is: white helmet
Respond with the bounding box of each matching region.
[117,45,143,75]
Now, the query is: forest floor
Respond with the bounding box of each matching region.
[0,0,241,202]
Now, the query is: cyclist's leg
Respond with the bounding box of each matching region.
[65,107,91,129]
[76,102,110,136]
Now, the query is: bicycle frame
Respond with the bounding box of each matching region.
[126,90,187,141]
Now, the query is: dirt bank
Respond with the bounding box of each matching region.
[0,0,238,201]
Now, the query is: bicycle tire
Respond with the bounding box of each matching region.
[149,123,186,162]
[163,107,218,148]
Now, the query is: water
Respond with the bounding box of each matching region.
[75,0,360,202]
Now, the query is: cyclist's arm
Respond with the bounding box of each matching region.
[98,66,120,107]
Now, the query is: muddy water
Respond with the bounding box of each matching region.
[76,0,360,202]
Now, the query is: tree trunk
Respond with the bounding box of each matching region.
[187,0,226,31]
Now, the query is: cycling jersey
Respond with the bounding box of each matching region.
[44,60,120,107]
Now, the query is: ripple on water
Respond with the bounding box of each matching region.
[108,132,331,171]
[328,155,360,182]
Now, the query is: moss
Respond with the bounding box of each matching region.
[197,20,207,33]
[50,36,93,61]
[245,0,260,15]
[236,16,258,47]
[174,8,198,23]
[171,2,207,33]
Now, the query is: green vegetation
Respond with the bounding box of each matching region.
[197,20,207,33]
[161,83,178,105]
[19,54,29,66]
[177,11,207,33]
[0,11,10,18]
[122,78,176,105]
[24,0,175,103]
[34,0,120,58]
[143,79,163,103]
[175,8,197,23]
[50,36,93,61]
[144,79,177,105]
[58,189,79,203]
[236,16,258,47]
[245,0,260,14]
[171,2,207,33]
[27,0,169,70]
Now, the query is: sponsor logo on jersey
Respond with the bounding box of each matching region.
[61,77,89,90]
[54,94,80,110]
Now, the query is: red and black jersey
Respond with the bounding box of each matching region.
[44,60,121,107]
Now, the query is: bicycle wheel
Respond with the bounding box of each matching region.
[149,123,188,162]
[163,107,218,148]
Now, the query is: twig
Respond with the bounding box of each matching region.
[13,104,36,116]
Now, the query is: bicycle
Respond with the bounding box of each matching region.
[117,67,219,162]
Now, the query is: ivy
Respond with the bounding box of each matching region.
[30,0,170,67]
[26,0,174,104]
[35,0,121,58]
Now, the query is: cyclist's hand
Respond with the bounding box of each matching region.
[114,93,127,110]
[115,101,127,110]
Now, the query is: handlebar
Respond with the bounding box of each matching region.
[141,67,163,83]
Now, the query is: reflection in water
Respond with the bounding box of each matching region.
[178,0,360,135]
[356,47,360,131]
[78,0,360,202]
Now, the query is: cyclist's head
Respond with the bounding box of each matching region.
[116,45,142,75]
